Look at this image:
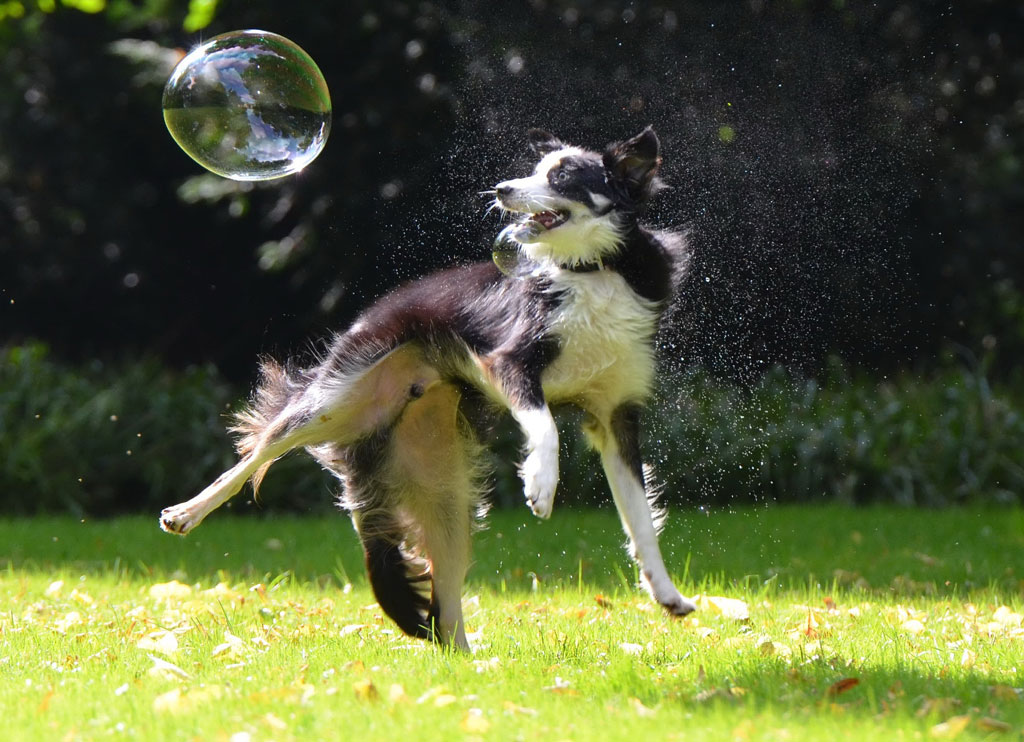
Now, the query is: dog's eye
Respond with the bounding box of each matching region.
[409,383,424,399]
[554,169,570,184]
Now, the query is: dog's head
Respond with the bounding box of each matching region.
[493,127,663,266]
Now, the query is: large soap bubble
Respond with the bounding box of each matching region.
[162,30,331,181]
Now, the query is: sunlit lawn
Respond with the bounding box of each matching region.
[2,506,1022,741]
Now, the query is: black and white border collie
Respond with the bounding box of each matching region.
[160,127,696,650]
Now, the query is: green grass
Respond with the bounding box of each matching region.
[2,507,1022,741]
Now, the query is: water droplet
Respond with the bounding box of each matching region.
[162,30,331,181]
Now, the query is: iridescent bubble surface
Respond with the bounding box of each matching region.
[162,30,331,181]
[492,224,527,276]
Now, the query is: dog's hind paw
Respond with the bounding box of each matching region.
[159,505,200,536]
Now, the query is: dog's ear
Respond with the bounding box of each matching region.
[527,128,565,156]
[603,126,662,201]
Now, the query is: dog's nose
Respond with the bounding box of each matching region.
[495,183,514,197]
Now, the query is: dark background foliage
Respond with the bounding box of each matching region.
[0,0,1021,514]
[3,0,1021,378]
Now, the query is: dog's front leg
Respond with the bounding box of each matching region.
[510,405,559,519]
[488,351,560,519]
[588,405,696,616]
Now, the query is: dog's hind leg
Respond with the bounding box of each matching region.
[159,434,296,535]
[160,343,441,536]
[585,404,696,616]
[395,383,479,649]
[416,496,473,650]
[354,502,472,650]
[356,382,478,649]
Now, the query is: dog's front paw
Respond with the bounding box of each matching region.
[520,448,557,519]
[159,504,200,536]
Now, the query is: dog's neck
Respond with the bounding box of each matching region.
[563,260,604,273]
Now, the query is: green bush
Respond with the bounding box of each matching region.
[1,344,231,515]
[2,344,1021,515]
[0,344,359,517]
[644,360,1024,508]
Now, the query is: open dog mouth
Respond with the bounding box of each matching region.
[526,209,569,230]
[493,200,570,246]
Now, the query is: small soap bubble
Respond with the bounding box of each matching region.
[162,30,331,181]
[492,224,527,276]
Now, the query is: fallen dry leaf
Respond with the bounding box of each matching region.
[917,697,960,719]
[594,594,614,609]
[826,677,860,697]
[989,685,1023,702]
[756,636,792,659]
[149,580,192,601]
[697,595,749,621]
[202,582,240,601]
[69,588,94,606]
[731,719,756,740]
[928,714,971,739]
[137,630,178,656]
[976,717,1012,733]
[959,648,976,669]
[992,605,1023,628]
[790,606,832,639]
[901,619,926,634]
[502,701,538,716]
[353,678,378,702]
[628,697,656,717]
[461,708,491,733]
[211,631,247,659]
[413,685,461,705]
[53,611,85,634]
[152,688,184,714]
[147,654,191,680]
[152,685,223,714]
[697,626,719,644]
[473,657,501,674]
[37,688,55,714]
[694,686,746,703]
[262,713,287,731]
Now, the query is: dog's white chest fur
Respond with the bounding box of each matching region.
[541,269,658,410]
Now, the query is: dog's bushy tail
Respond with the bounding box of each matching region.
[362,531,436,641]
[229,358,308,492]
